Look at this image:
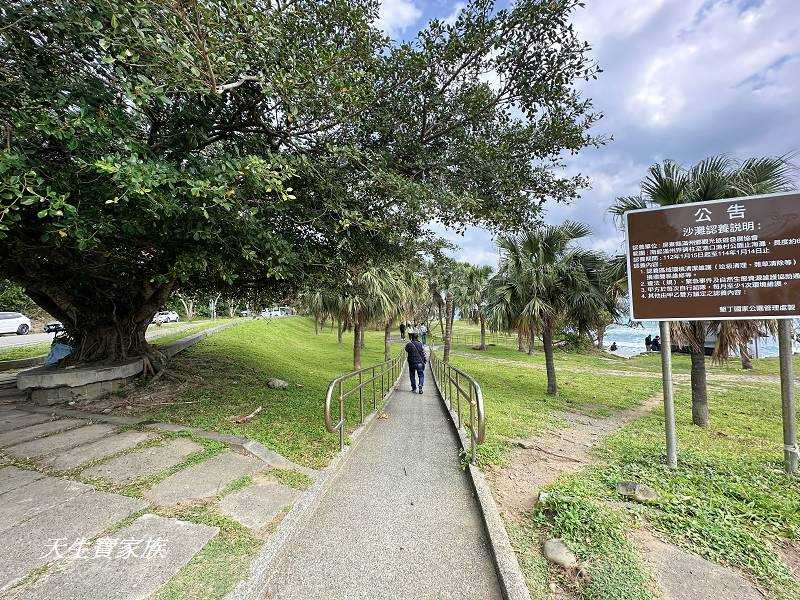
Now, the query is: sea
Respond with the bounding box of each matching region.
[602,321,797,358]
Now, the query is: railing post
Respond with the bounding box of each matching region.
[372,366,376,410]
[469,383,476,464]
[456,371,461,429]
[358,371,364,424]
[338,380,344,451]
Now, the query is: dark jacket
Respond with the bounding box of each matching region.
[405,340,426,366]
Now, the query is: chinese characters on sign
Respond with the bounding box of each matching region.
[625,193,800,320]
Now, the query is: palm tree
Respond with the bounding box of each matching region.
[609,154,795,426]
[488,222,614,395]
[456,264,493,350]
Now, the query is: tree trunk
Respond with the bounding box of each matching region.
[314,317,319,335]
[353,322,362,370]
[527,327,534,354]
[517,327,525,352]
[542,321,557,395]
[690,347,709,427]
[597,325,605,349]
[178,296,195,321]
[478,314,486,350]
[437,302,445,339]
[739,343,753,370]
[360,326,365,349]
[384,322,392,362]
[337,319,343,344]
[443,291,454,362]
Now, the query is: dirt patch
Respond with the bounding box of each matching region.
[485,394,663,522]
[630,529,766,600]
[775,538,800,581]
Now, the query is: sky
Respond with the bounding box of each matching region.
[377,0,800,267]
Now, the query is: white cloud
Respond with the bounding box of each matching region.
[377,0,422,38]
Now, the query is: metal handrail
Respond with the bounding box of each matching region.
[429,331,518,349]
[428,349,486,464]
[324,351,405,451]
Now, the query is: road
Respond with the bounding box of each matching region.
[0,322,210,350]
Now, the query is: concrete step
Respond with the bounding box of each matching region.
[0,386,24,399]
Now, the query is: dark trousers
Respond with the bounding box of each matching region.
[408,363,425,390]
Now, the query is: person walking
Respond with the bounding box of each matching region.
[645,334,652,351]
[419,322,428,346]
[405,333,426,394]
[399,322,406,340]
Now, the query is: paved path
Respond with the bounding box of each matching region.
[268,364,501,599]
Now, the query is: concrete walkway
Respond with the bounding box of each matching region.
[268,364,501,599]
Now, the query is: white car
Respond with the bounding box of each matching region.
[0,312,32,335]
[153,310,180,324]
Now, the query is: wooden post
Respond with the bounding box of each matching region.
[778,319,798,475]
[660,321,678,469]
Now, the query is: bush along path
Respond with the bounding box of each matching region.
[462,345,800,600]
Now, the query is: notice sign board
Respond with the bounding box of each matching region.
[625,192,800,321]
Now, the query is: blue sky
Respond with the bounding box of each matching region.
[378,0,800,266]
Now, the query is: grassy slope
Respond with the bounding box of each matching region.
[138,317,390,469]
[449,339,799,599]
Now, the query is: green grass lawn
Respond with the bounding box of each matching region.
[451,338,800,599]
[130,317,392,469]
[447,345,662,466]
[0,342,51,362]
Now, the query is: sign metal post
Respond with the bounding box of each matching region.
[778,319,798,474]
[658,320,677,468]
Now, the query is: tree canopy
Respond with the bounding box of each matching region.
[1,0,602,364]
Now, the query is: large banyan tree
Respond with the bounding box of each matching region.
[0,0,604,365]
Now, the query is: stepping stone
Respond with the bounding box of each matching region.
[0,488,146,592]
[0,412,53,433]
[0,476,92,533]
[631,529,765,600]
[218,479,300,531]
[145,451,264,507]
[15,513,218,599]
[43,430,155,471]
[0,418,85,448]
[5,424,117,460]
[82,438,202,484]
[0,466,45,495]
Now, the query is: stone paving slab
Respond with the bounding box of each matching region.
[0,412,53,433]
[43,430,155,471]
[218,479,300,532]
[0,476,92,533]
[145,451,264,507]
[0,466,45,495]
[15,513,218,600]
[0,418,86,448]
[5,424,117,460]
[82,438,202,484]
[0,488,147,592]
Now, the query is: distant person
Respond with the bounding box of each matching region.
[609,342,618,352]
[419,323,428,346]
[405,333,426,394]
[651,336,661,352]
[645,334,652,351]
[407,322,416,336]
[399,322,406,339]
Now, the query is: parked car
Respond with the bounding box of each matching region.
[0,312,32,335]
[43,321,64,333]
[153,310,180,324]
